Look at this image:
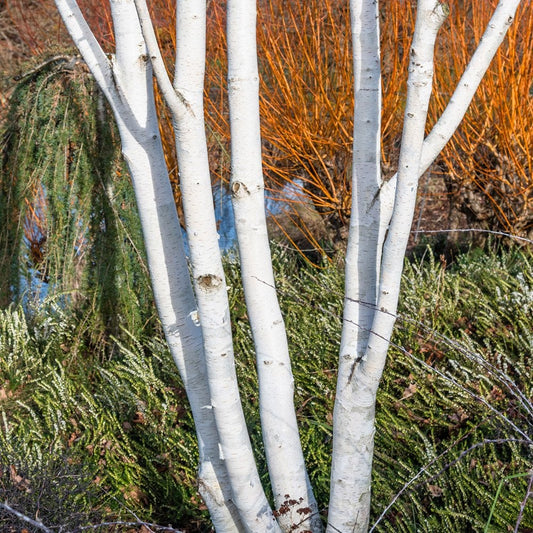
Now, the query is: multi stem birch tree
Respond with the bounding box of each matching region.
[52,0,522,531]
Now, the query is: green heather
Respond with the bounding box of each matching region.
[0,246,531,531]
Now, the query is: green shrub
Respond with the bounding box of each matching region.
[0,58,156,345]
[0,245,531,531]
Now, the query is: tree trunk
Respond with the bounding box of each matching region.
[227,0,321,530]
[52,0,523,530]
[328,2,448,531]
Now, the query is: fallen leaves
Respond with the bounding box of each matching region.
[9,464,32,493]
[427,483,443,497]
[401,382,418,400]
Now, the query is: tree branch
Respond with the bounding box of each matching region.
[384,0,523,199]
[0,501,52,533]
[133,0,194,118]
[53,0,118,109]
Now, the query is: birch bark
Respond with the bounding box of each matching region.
[134,0,279,529]
[172,2,278,529]
[420,0,522,173]
[53,0,522,531]
[54,1,244,530]
[384,0,522,210]
[227,0,321,531]
[327,2,448,531]
[328,0,382,528]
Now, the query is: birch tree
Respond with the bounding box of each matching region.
[52,0,522,531]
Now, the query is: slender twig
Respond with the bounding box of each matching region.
[418,439,531,489]
[268,228,533,255]
[0,501,52,533]
[13,55,78,81]
[369,435,530,529]
[257,270,532,441]
[514,471,533,533]
[412,228,533,245]
[78,520,183,531]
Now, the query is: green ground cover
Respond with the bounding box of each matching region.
[0,244,531,531]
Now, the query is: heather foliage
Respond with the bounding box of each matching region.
[1,246,531,531]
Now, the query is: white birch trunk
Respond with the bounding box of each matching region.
[328,0,382,528]
[53,0,522,531]
[227,1,321,531]
[327,2,448,531]
[366,0,448,400]
[54,1,243,530]
[172,2,278,529]
[134,0,279,529]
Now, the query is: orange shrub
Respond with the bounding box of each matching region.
[3,0,532,250]
[431,2,533,238]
